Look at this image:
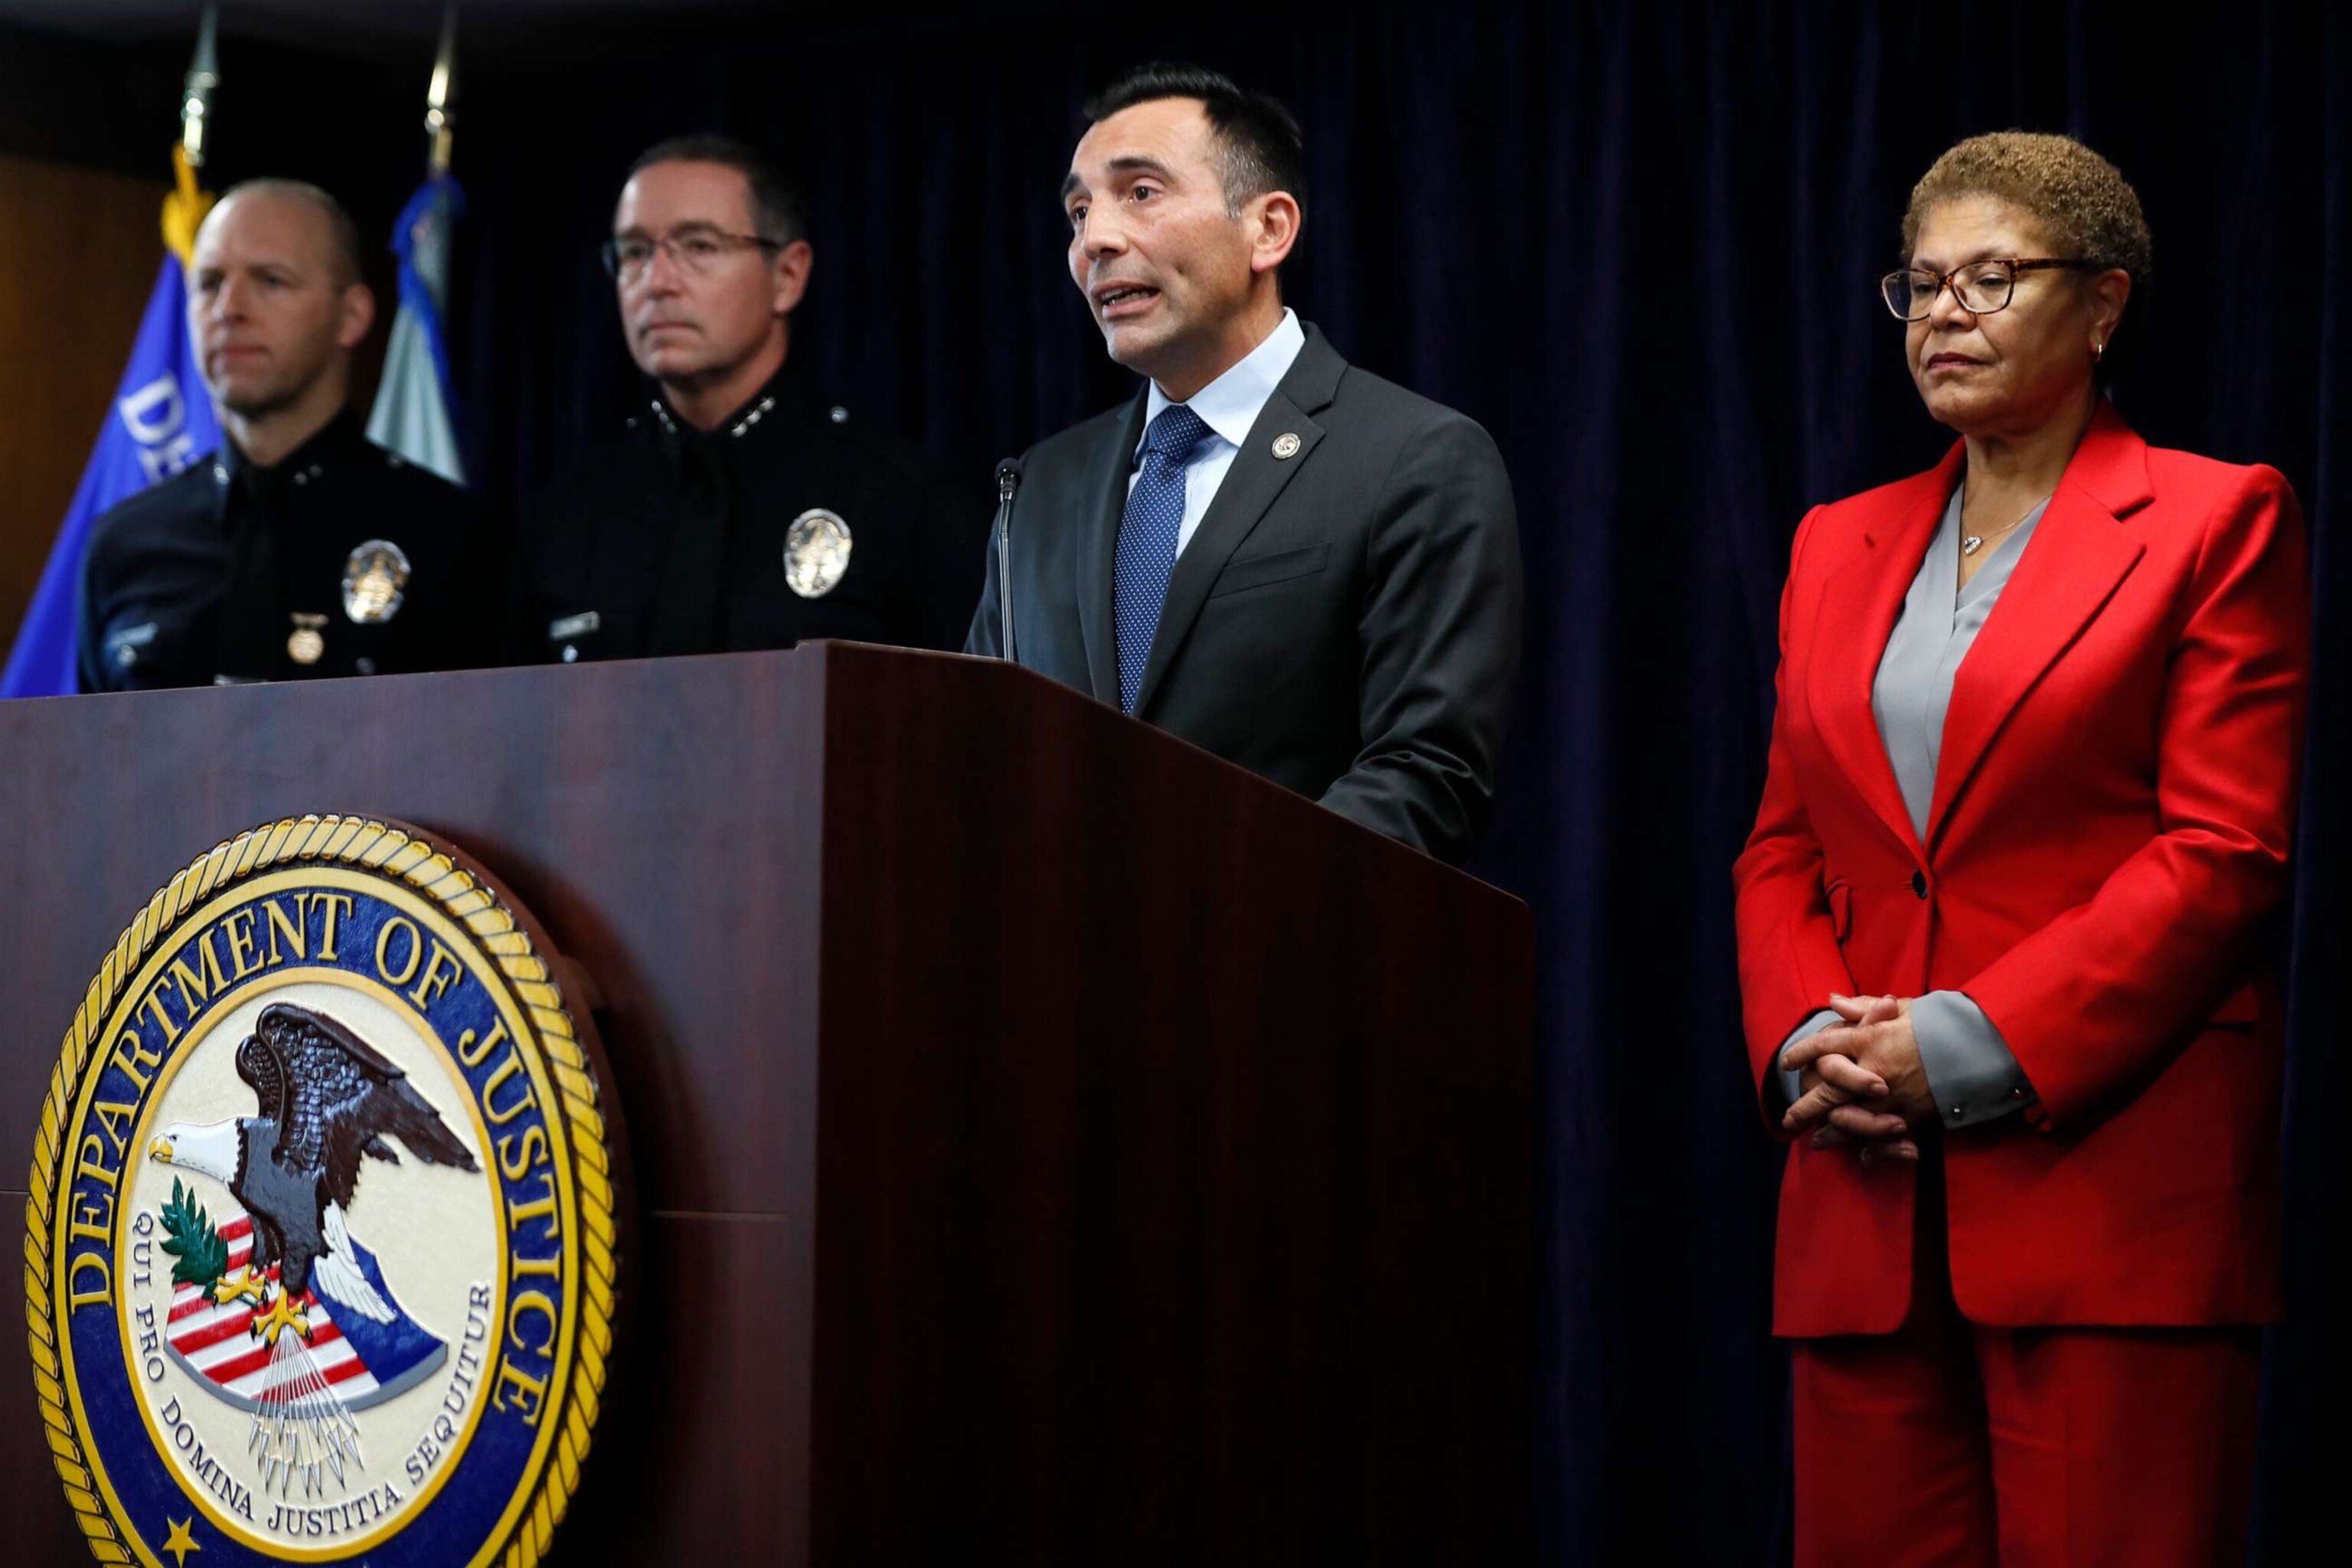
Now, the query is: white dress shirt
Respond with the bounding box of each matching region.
[1132,308,1308,554]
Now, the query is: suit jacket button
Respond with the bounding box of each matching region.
[1910,871,1928,899]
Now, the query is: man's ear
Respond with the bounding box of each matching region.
[1248,191,1302,278]
[773,239,815,316]
[336,282,377,351]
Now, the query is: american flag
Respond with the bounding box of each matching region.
[164,1208,434,1410]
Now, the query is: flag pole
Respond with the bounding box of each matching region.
[181,4,219,169]
[368,3,467,483]
[425,5,458,175]
[165,6,220,267]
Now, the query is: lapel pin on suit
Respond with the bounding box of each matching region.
[1272,433,1302,459]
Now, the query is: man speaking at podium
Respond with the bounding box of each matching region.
[967,66,1522,865]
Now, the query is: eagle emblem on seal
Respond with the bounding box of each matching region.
[146,1003,478,1488]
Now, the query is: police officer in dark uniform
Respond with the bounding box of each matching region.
[77,179,500,692]
[514,136,983,664]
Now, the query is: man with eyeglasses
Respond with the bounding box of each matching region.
[514,136,983,664]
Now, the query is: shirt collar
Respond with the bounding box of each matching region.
[1141,307,1306,454]
[648,362,805,446]
[217,407,368,484]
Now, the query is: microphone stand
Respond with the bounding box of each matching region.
[993,459,1021,664]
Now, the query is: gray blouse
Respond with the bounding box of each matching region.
[1775,485,2043,1129]
[1875,485,2050,841]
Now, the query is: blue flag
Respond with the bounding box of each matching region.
[2,255,220,697]
[367,175,465,484]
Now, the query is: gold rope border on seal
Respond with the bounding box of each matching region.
[21,815,618,1568]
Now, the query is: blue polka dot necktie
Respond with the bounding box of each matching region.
[1114,404,1214,715]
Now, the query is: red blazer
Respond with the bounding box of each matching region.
[1734,404,2310,1338]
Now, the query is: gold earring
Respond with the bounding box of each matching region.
[2092,338,2105,363]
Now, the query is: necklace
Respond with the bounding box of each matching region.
[1962,493,2053,557]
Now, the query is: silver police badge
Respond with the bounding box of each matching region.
[341,541,413,625]
[783,509,853,599]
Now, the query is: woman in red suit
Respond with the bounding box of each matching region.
[1734,132,2309,1566]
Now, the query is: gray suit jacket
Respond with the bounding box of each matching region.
[967,324,1522,864]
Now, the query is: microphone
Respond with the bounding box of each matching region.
[993,457,1021,665]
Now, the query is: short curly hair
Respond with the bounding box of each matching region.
[1901,131,2152,283]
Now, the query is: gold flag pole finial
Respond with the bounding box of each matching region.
[425,5,459,175]
[164,5,220,265]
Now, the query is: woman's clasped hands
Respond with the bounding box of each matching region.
[1780,995,1938,1166]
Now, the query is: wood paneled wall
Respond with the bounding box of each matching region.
[0,152,168,652]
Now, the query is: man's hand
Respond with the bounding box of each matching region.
[1781,995,1933,1164]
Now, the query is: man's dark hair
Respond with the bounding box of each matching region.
[626,134,808,246]
[1084,64,1307,217]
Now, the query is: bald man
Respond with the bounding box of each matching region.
[76,179,504,691]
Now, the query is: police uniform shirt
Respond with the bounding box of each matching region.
[515,369,987,664]
[76,411,504,692]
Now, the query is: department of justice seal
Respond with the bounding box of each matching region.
[782,508,853,598]
[26,816,622,1567]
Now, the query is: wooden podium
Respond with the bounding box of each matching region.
[0,644,1534,1563]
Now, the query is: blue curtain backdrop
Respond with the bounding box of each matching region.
[23,1,2329,1560]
